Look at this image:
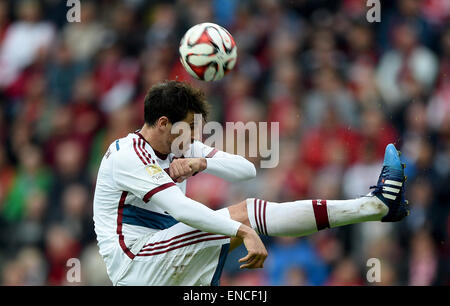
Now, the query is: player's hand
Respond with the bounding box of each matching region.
[169,158,206,183]
[236,225,268,269]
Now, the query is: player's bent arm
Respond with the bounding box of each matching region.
[151,185,242,237]
[186,141,257,182]
[204,150,257,181]
[111,144,253,236]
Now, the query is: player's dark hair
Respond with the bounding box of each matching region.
[144,80,209,126]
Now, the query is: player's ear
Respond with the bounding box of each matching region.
[157,116,170,130]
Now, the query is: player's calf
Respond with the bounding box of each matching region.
[245,196,388,237]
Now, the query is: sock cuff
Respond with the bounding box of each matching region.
[246,198,268,236]
[312,199,330,230]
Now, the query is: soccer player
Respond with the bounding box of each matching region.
[93,80,409,286]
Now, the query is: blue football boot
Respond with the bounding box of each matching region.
[370,144,410,222]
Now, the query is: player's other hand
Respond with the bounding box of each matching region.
[236,225,268,269]
[169,158,206,183]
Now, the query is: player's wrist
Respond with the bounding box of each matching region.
[236,224,255,239]
[190,157,207,173]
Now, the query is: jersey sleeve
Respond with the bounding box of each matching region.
[150,186,242,237]
[184,140,220,159]
[113,147,176,201]
[185,140,257,181]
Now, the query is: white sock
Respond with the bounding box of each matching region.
[246,196,388,237]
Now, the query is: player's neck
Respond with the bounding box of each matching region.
[138,124,170,156]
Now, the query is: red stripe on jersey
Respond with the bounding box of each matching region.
[262,200,268,236]
[140,232,218,253]
[254,198,262,235]
[135,131,169,160]
[143,182,176,203]
[206,148,218,158]
[258,199,264,235]
[140,139,155,164]
[139,138,152,164]
[142,229,202,249]
[133,138,147,165]
[312,200,330,231]
[136,236,228,257]
[117,191,135,260]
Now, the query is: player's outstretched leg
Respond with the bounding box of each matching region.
[228,143,410,240]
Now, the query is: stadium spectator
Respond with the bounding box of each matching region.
[62,1,107,63]
[325,257,364,286]
[376,22,438,114]
[0,0,54,88]
[2,144,52,223]
[265,237,329,286]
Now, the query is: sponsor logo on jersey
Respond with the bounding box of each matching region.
[145,164,167,182]
[145,164,163,175]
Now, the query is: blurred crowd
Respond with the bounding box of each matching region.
[0,0,449,285]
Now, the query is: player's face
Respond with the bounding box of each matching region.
[167,111,196,154]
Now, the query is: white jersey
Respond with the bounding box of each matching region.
[93,131,256,284]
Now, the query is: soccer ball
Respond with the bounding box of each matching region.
[179,22,237,81]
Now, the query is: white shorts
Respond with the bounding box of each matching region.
[111,221,231,286]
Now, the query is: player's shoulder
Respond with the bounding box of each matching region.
[111,132,133,151]
[110,132,146,165]
[113,132,164,170]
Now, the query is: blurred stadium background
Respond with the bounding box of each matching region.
[0,0,449,286]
